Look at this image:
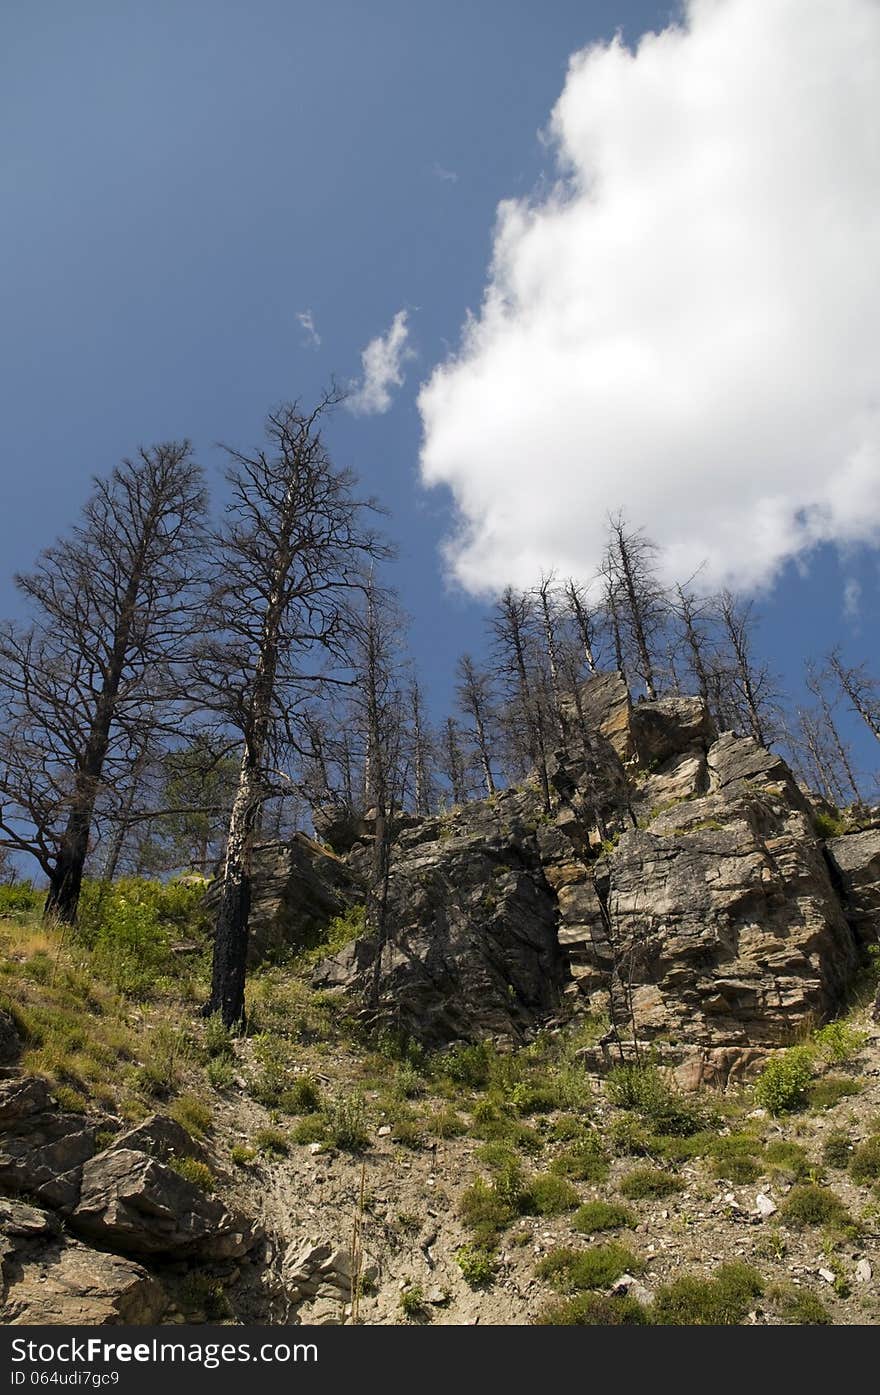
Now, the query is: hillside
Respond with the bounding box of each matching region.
[1,675,879,1327]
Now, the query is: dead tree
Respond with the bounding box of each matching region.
[827,649,880,745]
[406,677,435,816]
[440,717,469,807]
[491,587,551,811]
[562,577,599,674]
[605,515,666,700]
[805,662,863,808]
[456,654,497,798]
[0,443,206,921]
[535,573,568,742]
[716,591,777,748]
[200,396,387,1025]
[673,583,712,707]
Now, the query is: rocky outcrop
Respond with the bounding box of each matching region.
[314,788,566,1045]
[826,826,880,948]
[1,1234,166,1325]
[0,1076,102,1210]
[204,832,362,964]
[70,1147,260,1259]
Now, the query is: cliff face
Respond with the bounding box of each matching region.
[260,673,878,1061]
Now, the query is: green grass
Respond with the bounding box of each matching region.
[619,1167,682,1200]
[537,1243,642,1292]
[535,1292,647,1325]
[651,1263,763,1326]
[168,1092,212,1138]
[572,1201,636,1233]
[766,1282,832,1325]
[168,1155,215,1191]
[254,1126,290,1157]
[550,1134,609,1182]
[763,1139,812,1181]
[780,1183,854,1232]
[455,1245,498,1288]
[605,1063,709,1137]
[849,1135,880,1184]
[524,1173,580,1215]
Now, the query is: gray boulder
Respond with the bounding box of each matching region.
[0,1076,101,1210]
[826,826,880,947]
[70,1147,260,1259]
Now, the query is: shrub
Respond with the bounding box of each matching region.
[813,810,849,840]
[709,1133,763,1184]
[807,1077,861,1111]
[524,1173,580,1216]
[812,1020,868,1064]
[606,1063,708,1137]
[455,1244,497,1287]
[573,1201,636,1233]
[169,1155,215,1192]
[169,1093,212,1139]
[75,878,208,998]
[399,1284,430,1321]
[619,1167,682,1200]
[440,1041,492,1089]
[766,1282,832,1325]
[393,1117,425,1150]
[822,1131,852,1170]
[203,1013,235,1060]
[326,1093,370,1152]
[608,1114,654,1157]
[0,882,43,916]
[459,1177,517,1246]
[652,1263,763,1325]
[206,1056,235,1090]
[230,1144,256,1167]
[254,1126,289,1157]
[535,1292,647,1325]
[754,1048,814,1115]
[849,1135,880,1184]
[537,1243,641,1293]
[550,1134,609,1182]
[763,1139,811,1181]
[279,1075,322,1115]
[780,1183,853,1231]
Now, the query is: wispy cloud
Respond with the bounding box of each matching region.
[843,577,862,619]
[297,309,321,349]
[432,162,459,184]
[347,310,414,416]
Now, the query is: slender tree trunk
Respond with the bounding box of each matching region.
[614,530,656,699]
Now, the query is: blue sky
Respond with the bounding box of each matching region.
[2,0,878,788]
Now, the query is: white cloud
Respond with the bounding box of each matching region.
[297,309,321,349]
[347,310,414,416]
[418,0,880,597]
[432,162,459,184]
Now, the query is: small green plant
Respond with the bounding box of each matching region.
[279,1075,322,1115]
[206,1056,235,1090]
[537,1243,642,1293]
[572,1201,636,1233]
[440,1041,492,1088]
[535,1292,647,1325]
[849,1134,880,1184]
[524,1172,580,1216]
[780,1183,853,1231]
[763,1139,811,1181]
[0,882,43,916]
[822,1131,852,1170]
[230,1144,256,1167]
[807,1076,861,1110]
[455,1244,498,1287]
[813,810,849,840]
[812,1020,868,1064]
[168,1155,215,1191]
[399,1284,430,1322]
[203,1013,235,1059]
[652,1262,763,1326]
[292,1114,328,1145]
[766,1282,831,1325]
[169,1093,212,1139]
[460,1177,518,1246]
[606,1063,708,1136]
[619,1167,682,1200]
[754,1047,814,1115]
[326,1093,370,1151]
[254,1126,290,1157]
[428,1106,467,1138]
[550,1134,609,1182]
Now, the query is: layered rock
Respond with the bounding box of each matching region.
[204,831,362,964]
[314,788,566,1045]
[826,825,880,948]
